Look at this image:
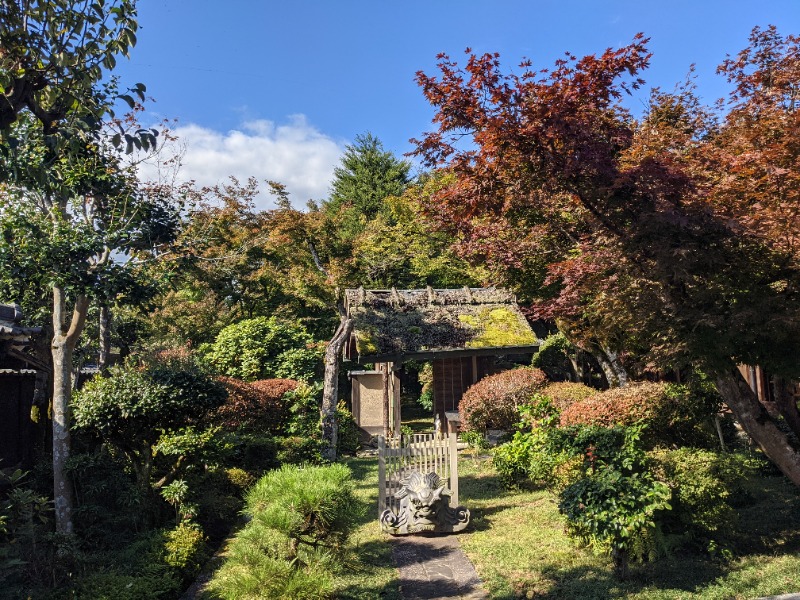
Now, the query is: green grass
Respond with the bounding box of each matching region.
[456,455,800,599]
[331,457,402,599]
[400,395,435,434]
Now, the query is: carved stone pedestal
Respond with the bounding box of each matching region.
[380,471,470,535]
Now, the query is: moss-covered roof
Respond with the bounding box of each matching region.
[345,288,538,361]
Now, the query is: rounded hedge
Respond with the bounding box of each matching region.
[459,367,548,432]
[204,317,319,382]
[559,382,719,447]
[210,377,299,432]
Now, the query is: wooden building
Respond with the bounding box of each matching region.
[344,287,539,433]
[0,304,47,468]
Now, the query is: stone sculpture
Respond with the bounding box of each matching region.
[380,471,470,535]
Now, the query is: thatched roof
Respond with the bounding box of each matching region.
[344,287,538,362]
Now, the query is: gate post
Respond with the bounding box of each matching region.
[378,435,387,515]
[449,431,459,507]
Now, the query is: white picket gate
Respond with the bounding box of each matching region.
[377,432,459,516]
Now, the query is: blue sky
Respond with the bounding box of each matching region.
[119,0,799,208]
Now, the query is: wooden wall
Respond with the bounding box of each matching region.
[0,372,37,468]
[432,356,496,425]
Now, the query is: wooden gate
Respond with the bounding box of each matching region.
[377,432,459,516]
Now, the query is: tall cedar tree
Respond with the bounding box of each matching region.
[412,28,800,484]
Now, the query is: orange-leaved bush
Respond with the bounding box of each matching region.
[210,377,299,431]
[560,382,717,447]
[459,367,547,432]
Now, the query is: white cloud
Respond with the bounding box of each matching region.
[137,115,344,210]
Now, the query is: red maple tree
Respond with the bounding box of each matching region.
[413,27,800,484]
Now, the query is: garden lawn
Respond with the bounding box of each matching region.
[332,457,402,599]
[457,454,800,600]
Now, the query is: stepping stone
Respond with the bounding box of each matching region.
[392,533,488,600]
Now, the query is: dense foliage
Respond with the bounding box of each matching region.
[413,27,800,482]
[540,381,596,412]
[203,316,320,382]
[459,367,547,432]
[493,387,751,580]
[210,377,299,431]
[72,356,227,492]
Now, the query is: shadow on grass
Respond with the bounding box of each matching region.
[486,555,730,600]
[458,458,800,599]
[459,471,544,502]
[733,474,800,554]
[337,538,402,600]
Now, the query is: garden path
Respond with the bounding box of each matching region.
[392,533,487,599]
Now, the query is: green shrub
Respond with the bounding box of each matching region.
[225,467,256,491]
[209,464,358,600]
[559,465,671,579]
[276,436,323,465]
[417,389,434,411]
[649,448,753,550]
[541,381,596,412]
[336,403,360,455]
[461,430,490,451]
[231,432,280,473]
[204,317,320,382]
[67,523,205,599]
[554,425,672,579]
[73,356,227,495]
[493,431,537,487]
[459,367,548,433]
[163,523,208,583]
[418,362,434,410]
[531,332,575,381]
[0,469,52,591]
[70,572,181,600]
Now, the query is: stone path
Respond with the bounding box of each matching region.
[392,533,488,600]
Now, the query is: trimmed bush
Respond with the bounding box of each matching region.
[163,523,208,584]
[541,381,596,412]
[209,464,359,600]
[459,367,547,432]
[559,382,718,448]
[531,331,575,381]
[204,317,320,382]
[211,377,298,431]
[73,357,227,494]
[336,403,361,455]
[649,448,753,548]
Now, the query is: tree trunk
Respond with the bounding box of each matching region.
[611,547,630,581]
[556,323,628,387]
[586,345,629,388]
[716,367,800,486]
[320,307,354,462]
[567,349,584,383]
[98,303,111,373]
[51,288,90,534]
[602,349,629,388]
